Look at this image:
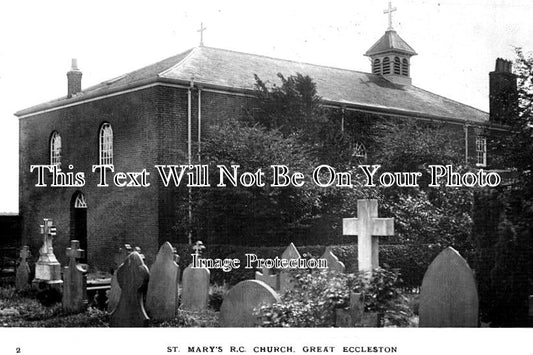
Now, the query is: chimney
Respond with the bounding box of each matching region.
[67,58,82,98]
[489,58,517,124]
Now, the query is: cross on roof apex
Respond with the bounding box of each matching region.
[197,22,207,47]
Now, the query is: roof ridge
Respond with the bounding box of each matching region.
[82,48,195,92]
[158,47,199,78]
[196,45,375,77]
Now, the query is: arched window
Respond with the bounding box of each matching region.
[401,58,409,76]
[350,141,367,165]
[50,131,62,167]
[74,192,87,208]
[99,123,113,165]
[382,57,391,75]
[394,57,401,75]
[372,59,381,75]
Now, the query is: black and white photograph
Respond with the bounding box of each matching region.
[0,0,532,353]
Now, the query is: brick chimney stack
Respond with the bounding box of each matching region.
[67,58,82,98]
[489,58,517,124]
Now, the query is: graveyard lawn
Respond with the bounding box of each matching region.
[0,286,219,327]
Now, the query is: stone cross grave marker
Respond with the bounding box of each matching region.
[34,218,62,285]
[62,240,88,314]
[219,280,281,327]
[343,200,394,274]
[321,247,345,273]
[108,244,133,313]
[181,241,210,311]
[255,265,279,291]
[419,247,479,327]
[110,251,150,327]
[15,246,31,291]
[146,242,180,321]
[279,243,301,293]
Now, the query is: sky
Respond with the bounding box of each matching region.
[0,0,532,213]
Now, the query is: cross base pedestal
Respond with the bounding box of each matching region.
[34,261,62,281]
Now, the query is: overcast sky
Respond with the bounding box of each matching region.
[0,0,532,213]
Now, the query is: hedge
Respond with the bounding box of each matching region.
[174,243,441,288]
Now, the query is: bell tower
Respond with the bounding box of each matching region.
[365,2,417,85]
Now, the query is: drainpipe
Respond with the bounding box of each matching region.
[198,88,202,162]
[187,80,194,245]
[464,124,469,165]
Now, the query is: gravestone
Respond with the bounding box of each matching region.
[181,241,210,311]
[219,280,280,327]
[419,247,479,327]
[145,242,180,321]
[321,247,345,273]
[108,244,133,312]
[62,240,88,313]
[110,251,150,327]
[181,266,210,311]
[343,199,394,274]
[279,243,301,293]
[15,246,31,291]
[255,266,279,290]
[33,218,63,289]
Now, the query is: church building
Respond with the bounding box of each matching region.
[15,10,516,270]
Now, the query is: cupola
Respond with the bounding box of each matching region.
[365,2,417,85]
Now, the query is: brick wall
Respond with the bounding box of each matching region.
[19,87,161,272]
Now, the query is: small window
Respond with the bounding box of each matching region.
[382,57,391,75]
[372,59,381,75]
[394,57,401,75]
[476,136,487,167]
[99,123,113,165]
[401,58,409,76]
[50,131,62,168]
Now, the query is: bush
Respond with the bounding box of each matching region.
[257,267,413,327]
[208,284,226,312]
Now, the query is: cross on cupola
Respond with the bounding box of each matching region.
[384,1,397,30]
[197,22,207,47]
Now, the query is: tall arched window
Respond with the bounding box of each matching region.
[401,58,409,76]
[372,59,381,75]
[50,131,62,167]
[99,123,113,165]
[382,57,391,75]
[394,57,401,75]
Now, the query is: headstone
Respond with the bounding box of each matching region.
[343,199,394,274]
[62,240,88,313]
[110,251,150,327]
[419,247,479,327]
[279,243,301,293]
[321,247,345,273]
[33,218,63,288]
[15,246,31,291]
[255,266,279,290]
[181,265,210,311]
[181,241,210,311]
[219,280,280,327]
[145,242,180,321]
[108,244,133,312]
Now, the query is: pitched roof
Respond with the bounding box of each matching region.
[16,46,488,123]
[365,30,417,57]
